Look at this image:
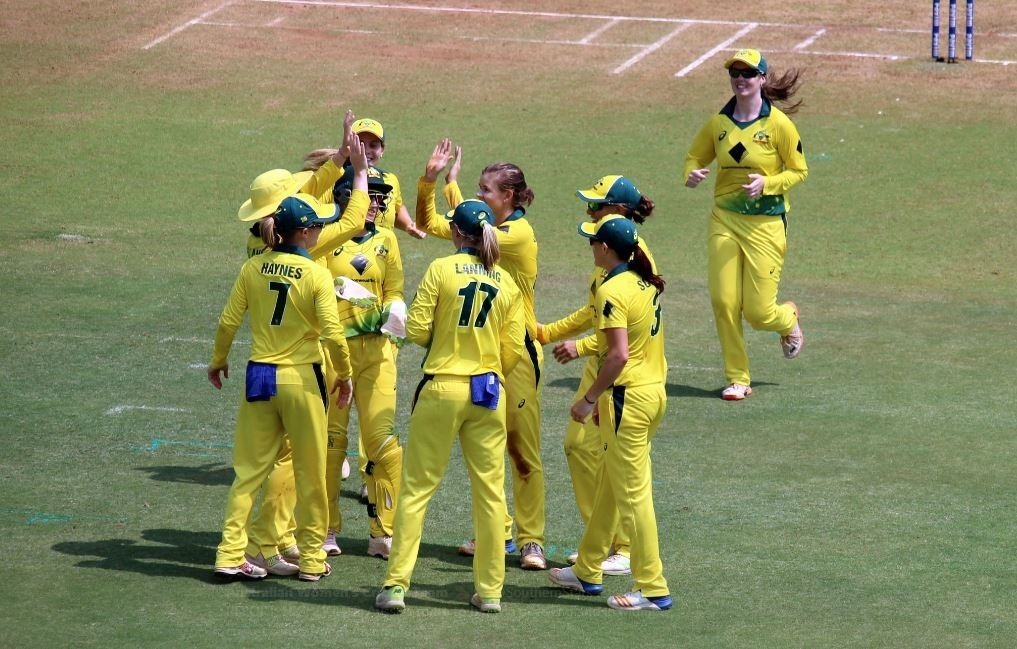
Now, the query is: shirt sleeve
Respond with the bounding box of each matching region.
[442,179,464,211]
[309,189,369,257]
[541,305,593,343]
[381,230,404,305]
[314,266,352,378]
[301,158,345,202]
[406,263,439,347]
[574,333,599,357]
[415,178,452,240]
[762,113,809,196]
[682,117,717,179]
[500,288,525,377]
[210,266,250,368]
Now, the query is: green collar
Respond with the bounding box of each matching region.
[352,222,377,244]
[602,262,629,283]
[720,97,771,127]
[274,244,311,259]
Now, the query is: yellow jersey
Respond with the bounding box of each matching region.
[592,263,666,388]
[324,224,404,338]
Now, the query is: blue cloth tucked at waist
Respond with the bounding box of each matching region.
[470,372,500,410]
[246,361,277,402]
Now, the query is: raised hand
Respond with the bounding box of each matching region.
[446,145,463,183]
[424,138,453,182]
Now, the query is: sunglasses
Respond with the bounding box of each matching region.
[728,67,761,79]
[588,202,616,212]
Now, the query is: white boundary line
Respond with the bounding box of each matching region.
[674,23,758,78]
[613,23,692,74]
[143,1,234,50]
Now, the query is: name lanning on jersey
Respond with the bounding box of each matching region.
[454,263,501,281]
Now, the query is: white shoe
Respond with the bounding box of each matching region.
[359,483,369,503]
[780,301,804,359]
[279,544,300,563]
[548,566,603,595]
[566,551,578,565]
[341,457,351,480]
[606,590,673,611]
[322,528,342,556]
[721,383,752,401]
[601,553,632,576]
[213,561,267,580]
[368,535,392,560]
[246,552,299,576]
[470,593,501,613]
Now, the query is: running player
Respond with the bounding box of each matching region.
[547,215,672,611]
[683,48,808,401]
[209,192,355,582]
[417,139,547,570]
[375,198,525,614]
[538,175,659,577]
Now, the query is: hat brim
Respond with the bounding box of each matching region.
[237,170,314,222]
[577,221,599,239]
[367,181,394,195]
[576,188,609,202]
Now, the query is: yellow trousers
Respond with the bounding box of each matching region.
[503,336,544,546]
[325,335,401,537]
[384,376,508,599]
[707,207,797,385]
[214,364,329,574]
[564,359,630,556]
[245,439,297,557]
[573,383,669,597]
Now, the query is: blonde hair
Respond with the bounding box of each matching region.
[455,223,501,271]
[303,148,339,172]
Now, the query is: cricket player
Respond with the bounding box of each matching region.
[375,199,525,614]
[538,175,660,577]
[321,171,405,561]
[209,193,355,582]
[548,215,673,612]
[683,48,808,401]
[416,138,548,570]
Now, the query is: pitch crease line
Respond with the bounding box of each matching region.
[143,1,234,50]
[794,28,826,50]
[579,18,622,44]
[674,23,758,77]
[613,23,692,74]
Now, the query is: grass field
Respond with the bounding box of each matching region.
[2,1,1016,647]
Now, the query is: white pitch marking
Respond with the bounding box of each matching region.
[579,17,621,44]
[143,1,234,50]
[800,49,902,60]
[613,23,692,74]
[794,28,826,50]
[106,405,192,416]
[256,0,776,27]
[267,16,286,26]
[674,23,758,77]
[160,336,213,344]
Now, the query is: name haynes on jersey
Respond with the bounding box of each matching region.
[454,263,501,281]
[260,261,304,279]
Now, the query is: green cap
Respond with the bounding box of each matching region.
[274,193,340,232]
[445,199,495,237]
[576,175,643,209]
[578,214,638,255]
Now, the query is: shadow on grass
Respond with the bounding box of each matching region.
[248,575,605,611]
[546,376,729,399]
[134,463,234,486]
[52,528,220,581]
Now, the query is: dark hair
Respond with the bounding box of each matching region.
[762,68,804,115]
[629,246,665,293]
[481,163,535,209]
[625,196,655,224]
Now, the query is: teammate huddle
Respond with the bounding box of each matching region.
[206,49,808,613]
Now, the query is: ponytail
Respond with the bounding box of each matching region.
[476,223,501,271]
[762,68,804,115]
[629,246,665,293]
[258,216,284,249]
[626,196,655,224]
[303,148,340,172]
